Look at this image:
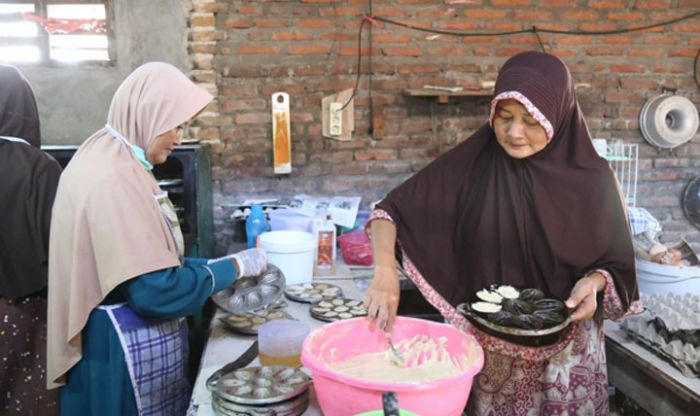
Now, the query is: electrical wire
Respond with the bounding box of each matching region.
[342,7,700,126]
[695,46,700,90]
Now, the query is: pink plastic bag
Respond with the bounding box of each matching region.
[338,229,373,266]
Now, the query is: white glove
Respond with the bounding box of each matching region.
[231,248,268,278]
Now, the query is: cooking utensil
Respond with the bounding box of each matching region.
[456,302,572,347]
[385,333,405,367]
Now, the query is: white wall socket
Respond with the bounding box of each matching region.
[329,102,342,136]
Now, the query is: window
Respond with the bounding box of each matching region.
[0,1,112,64]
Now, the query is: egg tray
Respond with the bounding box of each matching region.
[212,365,310,406]
[219,309,293,335]
[284,282,343,303]
[622,312,700,378]
[212,390,309,416]
[309,297,367,322]
[212,264,285,314]
[641,292,700,345]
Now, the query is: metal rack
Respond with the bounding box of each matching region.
[602,141,639,207]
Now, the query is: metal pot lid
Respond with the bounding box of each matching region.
[682,175,700,229]
[212,264,286,314]
[212,390,309,416]
[284,282,343,303]
[212,365,310,405]
[310,297,367,322]
[639,94,699,149]
[220,309,293,335]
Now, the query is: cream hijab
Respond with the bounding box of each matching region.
[47,62,213,388]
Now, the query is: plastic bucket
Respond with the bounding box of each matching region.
[301,317,484,416]
[269,208,314,233]
[259,230,315,285]
[636,258,700,294]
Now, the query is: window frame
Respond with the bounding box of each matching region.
[0,0,115,66]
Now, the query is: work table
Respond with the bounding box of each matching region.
[188,276,368,416]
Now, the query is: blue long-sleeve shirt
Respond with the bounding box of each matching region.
[60,257,238,416]
[120,257,236,319]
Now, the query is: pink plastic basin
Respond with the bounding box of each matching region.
[301,317,484,416]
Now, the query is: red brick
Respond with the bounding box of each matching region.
[288,45,331,55]
[590,0,627,8]
[628,49,664,57]
[238,45,280,55]
[191,15,215,27]
[464,9,508,19]
[514,10,554,20]
[586,47,623,56]
[318,6,363,17]
[381,47,422,57]
[372,33,413,43]
[601,36,633,45]
[610,63,647,73]
[255,19,289,28]
[634,0,672,7]
[540,0,575,6]
[608,11,645,20]
[436,21,479,31]
[236,5,262,15]
[492,0,531,5]
[271,31,313,41]
[298,19,334,29]
[561,10,599,20]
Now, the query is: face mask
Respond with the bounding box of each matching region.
[130,143,154,171]
[104,124,153,171]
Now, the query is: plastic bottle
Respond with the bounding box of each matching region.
[245,204,270,248]
[314,214,336,275]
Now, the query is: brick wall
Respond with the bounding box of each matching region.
[188,0,700,254]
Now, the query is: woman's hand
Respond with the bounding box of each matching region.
[364,264,400,332]
[231,248,267,278]
[364,217,400,332]
[565,272,606,321]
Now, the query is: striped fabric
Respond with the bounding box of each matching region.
[104,305,190,416]
[627,206,661,237]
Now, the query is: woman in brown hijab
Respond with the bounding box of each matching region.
[0,65,62,414]
[365,52,640,415]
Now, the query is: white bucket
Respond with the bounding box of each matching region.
[259,230,315,285]
[636,258,700,295]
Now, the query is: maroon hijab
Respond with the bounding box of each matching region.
[0,65,40,147]
[378,52,638,309]
[0,65,61,299]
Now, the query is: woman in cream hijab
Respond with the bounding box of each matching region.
[47,62,266,415]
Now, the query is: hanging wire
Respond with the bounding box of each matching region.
[532,26,546,53]
[341,9,700,113]
[339,16,371,111]
[695,46,700,90]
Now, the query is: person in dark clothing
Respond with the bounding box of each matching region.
[0,64,62,415]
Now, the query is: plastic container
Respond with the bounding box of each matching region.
[301,317,484,416]
[258,319,311,368]
[313,215,336,275]
[245,204,270,248]
[258,230,315,285]
[636,258,700,294]
[338,229,373,266]
[268,208,314,232]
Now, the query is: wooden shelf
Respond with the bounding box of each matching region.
[404,88,494,103]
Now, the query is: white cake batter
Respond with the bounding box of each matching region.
[328,334,469,383]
